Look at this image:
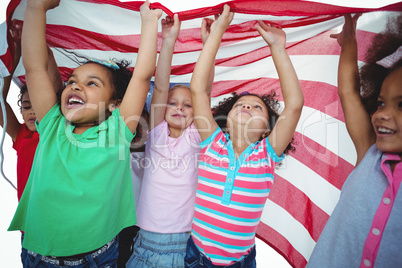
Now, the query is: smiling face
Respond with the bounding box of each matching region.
[20,91,37,132]
[371,67,402,155]
[164,86,194,134]
[227,95,270,139]
[61,63,115,126]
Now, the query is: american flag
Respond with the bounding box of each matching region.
[1,1,401,267]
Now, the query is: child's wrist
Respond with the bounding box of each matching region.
[269,44,286,54]
[141,15,160,25]
[26,1,55,12]
[342,38,357,48]
[26,4,48,13]
[162,36,178,44]
[209,29,225,41]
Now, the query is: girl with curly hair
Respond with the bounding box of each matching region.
[212,90,295,154]
[307,13,402,267]
[185,5,304,267]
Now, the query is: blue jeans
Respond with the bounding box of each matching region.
[21,236,119,268]
[126,229,190,268]
[184,236,256,268]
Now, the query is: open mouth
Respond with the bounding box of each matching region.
[66,94,85,109]
[377,127,395,135]
[172,114,185,118]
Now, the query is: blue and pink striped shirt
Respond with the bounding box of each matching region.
[191,127,284,265]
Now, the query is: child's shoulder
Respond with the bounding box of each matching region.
[36,103,63,132]
[254,137,285,163]
[358,144,382,166]
[148,120,168,137]
[184,123,202,142]
[200,126,224,149]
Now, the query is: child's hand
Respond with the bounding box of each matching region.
[210,5,234,37]
[27,0,60,11]
[140,0,163,23]
[201,18,214,45]
[161,14,180,42]
[255,21,286,49]
[9,20,22,49]
[330,14,361,48]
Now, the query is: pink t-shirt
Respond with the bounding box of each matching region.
[136,121,201,233]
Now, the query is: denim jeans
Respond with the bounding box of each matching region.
[21,236,119,268]
[126,229,190,268]
[184,236,256,268]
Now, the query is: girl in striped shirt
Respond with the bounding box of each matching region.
[186,4,304,267]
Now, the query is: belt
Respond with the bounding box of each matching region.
[27,236,116,266]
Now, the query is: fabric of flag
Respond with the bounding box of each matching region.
[1,1,401,267]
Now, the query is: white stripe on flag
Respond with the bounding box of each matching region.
[276,156,341,215]
[262,199,317,261]
[296,105,356,165]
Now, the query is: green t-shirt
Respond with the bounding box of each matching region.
[8,104,136,256]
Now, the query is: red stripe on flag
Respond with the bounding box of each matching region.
[42,17,376,58]
[77,0,402,19]
[291,132,354,190]
[0,51,13,76]
[45,24,141,52]
[257,222,307,268]
[210,79,345,121]
[268,174,330,242]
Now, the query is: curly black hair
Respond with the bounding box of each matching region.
[17,84,28,112]
[212,91,296,155]
[360,14,402,114]
[57,59,133,110]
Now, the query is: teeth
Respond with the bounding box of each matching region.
[68,98,84,104]
[378,127,394,134]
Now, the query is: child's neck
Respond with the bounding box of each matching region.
[168,126,185,138]
[232,142,249,160]
[390,159,401,174]
[73,122,99,134]
[229,127,260,160]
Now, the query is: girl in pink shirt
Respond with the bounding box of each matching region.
[127,15,214,268]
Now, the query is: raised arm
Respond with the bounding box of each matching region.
[22,0,60,122]
[1,76,21,141]
[119,0,162,133]
[255,21,304,156]
[190,5,234,140]
[47,46,63,93]
[2,18,63,140]
[201,17,216,101]
[149,14,180,130]
[0,20,23,140]
[330,14,375,165]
